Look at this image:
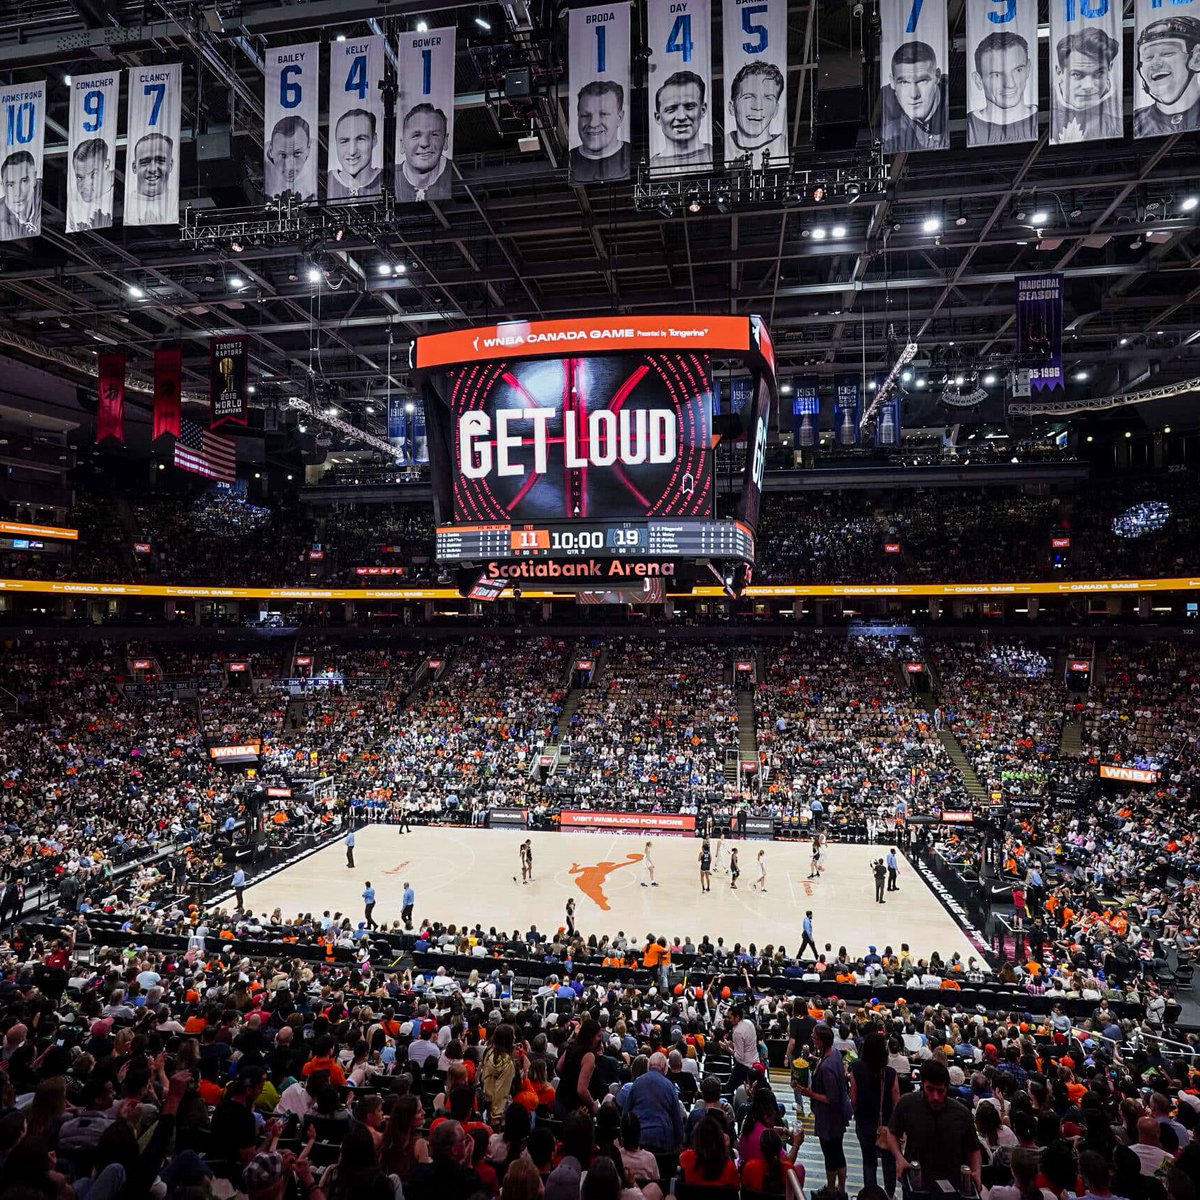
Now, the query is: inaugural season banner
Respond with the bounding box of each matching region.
[1049,0,1123,144]
[1015,274,1064,391]
[833,375,861,446]
[0,81,45,242]
[152,345,183,441]
[66,70,118,234]
[96,352,126,444]
[646,0,714,175]
[327,35,384,201]
[965,0,1039,146]
[264,42,320,201]
[1133,0,1200,138]
[721,0,789,168]
[792,376,820,448]
[395,27,456,203]
[124,63,181,226]
[210,335,249,427]
[879,0,949,153]
[568,2,632,185]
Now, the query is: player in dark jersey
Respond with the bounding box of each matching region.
[699,840,712,892]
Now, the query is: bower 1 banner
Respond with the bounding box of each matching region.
[879,0,949,153]
[833,375,861,446]
[264,43,320,201]
[327,35,385,200]
[1049,0,1123,144]
[568,2,633,185]
[1133,0,1200,138]
[1015,274,1064,391]
[646,0,714,175]
[791,376,820,447]
[966,0,1039,146]
[0,81,46,242]
[125,64,182,226]
[210,335,249,427]
[67,70,118,234]
[721,0,789,169]
[395,27,456,203]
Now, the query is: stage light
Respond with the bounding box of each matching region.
[846,181,861,203]
[811,227,827,240]
[417,20,428,31]
[715,191,730,214]
[475,15,492,29]
[867,380,877,391]
[378,263,392,276]
[335,32,346,42]
[248,385,256,395]
[954,375,965,386]
[1125,430,1132,438]
[405,402,415,414]
[686,188,701,213]
[922,216,941,233]
[307,267,321,283]
[915,377,926,389]
[831,224,847,238]
[396,263,407,274]
[229,276,245,289]
[781,384,793,394]
[1086,435,1093,443]
[1074,370,1089,381]
[1031,210,1049,225]
[1119,337,1129,345]
[900,369,912,382]
[1182,196,1199,212]
[127,285,145,299]
[983,373,997,385]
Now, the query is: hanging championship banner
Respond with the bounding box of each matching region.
[67,71,118,234]
[721,0,788,169]
[568,3,632,185]
[0,81,45,243]
[264,42,320,201]
[96,353,126,444]
[833,375,861,446]
[1015,274,1064,391]
[327,36,384,201]
[387,396,409,463]
[210,335,249,427]
[966,0,1039,146]
[153,345,183,441]
[395,27,456,202]
[1133,0,1200,137]
[1050,0,1123,144]
[646,0,714,175]
[876,392,902,446]
[124,64,181,226]
[791,377,820,448]
[411,401,429,464]
[880,0,949,153]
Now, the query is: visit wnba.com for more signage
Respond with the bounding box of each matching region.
[560,810,696,831]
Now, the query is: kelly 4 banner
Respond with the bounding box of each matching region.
[880,0,949,152]
[646,0,715,175]
[327,35,385,201]
[721,0,789,169]
[124,64,182,226]
[264,43,320,201]
[395,27,456,202]
[568,2,632,185]
[0,80,46,242]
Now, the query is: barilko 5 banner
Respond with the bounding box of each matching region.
[264,42,320,201]
[1133,0,1200,137]
[327,35,385,201]
[568,2,632,185]
[646,0,714,174]
[965,0,1039,146]
[879,0,949,153]
[124,63,182,226]
[1049,0,1123,144]
[791,376,820,448]
[833,375,861,446]
[67,70,118,234]
[721,0,789,169]
[0,81,46,242]
[1015,274,1064,390]
[210,335,249,427]
[395,27,456,202]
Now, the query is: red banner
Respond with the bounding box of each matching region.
[152,346,182,441]
[96,353,126,443]
[559,810,695,832]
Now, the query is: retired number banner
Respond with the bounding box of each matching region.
[1049,0,1123,144]
[264,43,320,201]
[395,27,456,202]
[879,0,949,153]
[646,0,715,175]
[67,70,118,234]
[966,0,1039,146]
[721,0,789,169]
[568,2,632,185]
[1133,0,1200,137]
[327,35,385,200]
[0,81,46,242]
[125,64,182,226]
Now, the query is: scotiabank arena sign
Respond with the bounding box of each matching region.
[560,810,696,832]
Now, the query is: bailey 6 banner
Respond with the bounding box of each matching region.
[210,335,249,427]
[568,2,633,185]
[124,64,182,226]
[66,70,118,234]
[395,27,456,202]
[791,376,820,448]
[1015,274,1064,390]
[966,0,1039,146]
[646,0,715,175]
[264,42,320,201]
[152,345,183,441]
[721,0,789,169]
[879,0,949,153]
[327,35,385,200]
[1049,0,1123,144]
[0,80,46,242]
[833,375,861,446]
[1133,0,1200,137]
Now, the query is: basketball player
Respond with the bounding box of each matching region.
[753,849,767,893]
[523,839,533,883]
[640,841,657,887]
[713,834,726,875]
[565,896,576,937]
[729,846,740,889]
[807,834,821,880]
[699,840,712,893]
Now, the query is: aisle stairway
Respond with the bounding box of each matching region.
[1060,716,1083,757]
[736,690,758,767]
[915,691,989,801]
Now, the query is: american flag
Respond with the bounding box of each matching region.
[174,418,236,483]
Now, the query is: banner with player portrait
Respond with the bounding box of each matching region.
[966,0,1039,146]
[264,43,320,201]
[1049,0,1123,144]
[879,0,949,153]
[0,81,46,243]
[67,71,119,234]
[124,64,181,226]
[646,0,714,175]
[721,0,789,169]
[395,27,456,203]
[791,376,820,448]
[1133,0,1200,138]
[568,2,632,185]
[327,36,384,200]
[833,375,861,446]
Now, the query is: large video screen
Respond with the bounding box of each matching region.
[446,353,713,523]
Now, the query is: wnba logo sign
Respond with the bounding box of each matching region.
[568,853,643,910]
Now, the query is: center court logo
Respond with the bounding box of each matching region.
[568,853,643,910]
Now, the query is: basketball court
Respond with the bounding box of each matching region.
[239,827,982,963]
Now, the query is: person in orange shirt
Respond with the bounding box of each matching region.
[301,1034,348,1087]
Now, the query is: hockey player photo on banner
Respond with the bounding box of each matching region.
[67,71,119,233]
[966,0,1039,146]
[1133,0,1200,137]
[880,0,949,153]
[395,27,456,203]
[124,64,181,226]
[327,35,385,200]
[0,81,46,242]
[568,2,632,185]
[721,0,788,169]
[264,42,320,201]
[1049,0,1123,144]
[646,0,714,175]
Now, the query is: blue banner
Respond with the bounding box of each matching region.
[876,388,902,446]
[411,401,428,464]
[791,376,820,448]
[833,375,860,447]
[387,396,408,462]
[1015,274,1063,391]
[729,377,753,415]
